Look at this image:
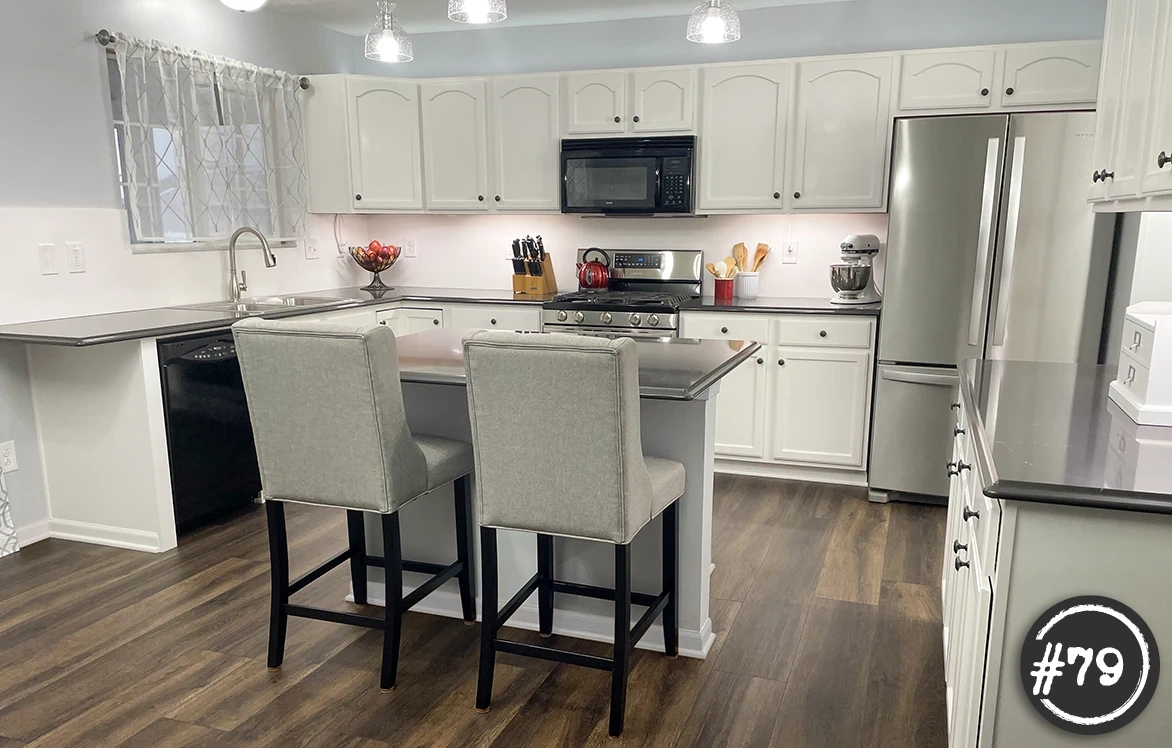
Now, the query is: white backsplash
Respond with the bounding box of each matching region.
[340,213,889,299]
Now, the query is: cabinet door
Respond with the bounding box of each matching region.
[346,78,424,211]
[953,543,993,748]
[564,72,627,135]
[490,76,561,211]
[698,63,790,211]
[421,80,490,211]
[377,307,445,335]
[714,352,768,458]
[1108,2,1162,199]
[1089,0,1134,202]
[769,348,871,466]
[631,68,697,133]
[1000,42,1102,107]
[445,304,541,332]
[898,49,997,111]
[1141,3,1172,196]
[789,56,893,210]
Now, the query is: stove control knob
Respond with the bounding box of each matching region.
[630,314,642,326]
[600,312,613,324]
[573,311,585,323]
[648,314,660,327]
[556,311,568,322]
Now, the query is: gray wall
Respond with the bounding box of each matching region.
[360,0,1109,78]
[0,345,48,532]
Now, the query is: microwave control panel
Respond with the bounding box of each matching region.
[661,157,691,209]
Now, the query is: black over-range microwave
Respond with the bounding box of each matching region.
[561,136,696,215]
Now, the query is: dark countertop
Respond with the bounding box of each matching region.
[0,287,556,347]
[679,296,881,315]
[960,359,1172,515]
[396,328,761,401]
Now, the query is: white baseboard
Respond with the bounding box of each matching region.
[352,583,715,660]
[48,519,161,553]
[715,457,868,486]
[15,518,51,546]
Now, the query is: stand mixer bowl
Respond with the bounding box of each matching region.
[830,263,872,295]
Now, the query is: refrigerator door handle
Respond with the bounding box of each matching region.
[992,135,1027,347]
[879,366,960,387]
[968,138,1001,347]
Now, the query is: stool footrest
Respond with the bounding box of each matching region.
[402,560,464,611]
[364,556,447,577]
[496,640,613,671]
[288,549,351,596]
[630,591,670,647]
[286,604,383,630]
[550,580,658,608]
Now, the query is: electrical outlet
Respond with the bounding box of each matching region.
[403,238,417,259]
[38,244,59,276]
[66,242,86,273]
[304,240,319,260]
[782,241,799,265]
[0,441,17,473]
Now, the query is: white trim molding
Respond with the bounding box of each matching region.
[15,519,51,546]
[47,519,162,553]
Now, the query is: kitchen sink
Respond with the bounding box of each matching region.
[174,295,353,316]
[249,296,349,307]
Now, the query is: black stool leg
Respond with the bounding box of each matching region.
[266,501,290,671]
[381,512,403,693]
[454,477,477,624]
[537,534,554,638]
[662,502,680,659]
[610,542,632,739]
[476,527,499,712]
[346,510,368,606]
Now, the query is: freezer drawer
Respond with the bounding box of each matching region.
[869,364,960,498]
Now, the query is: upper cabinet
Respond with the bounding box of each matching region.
[563,71,627,135]
[698,63,790,212]
[347,78,424,212]
[1090,1,1135,202]
[630,68,697,133]
[421,80,491,211]
[898,49,997,110]
[490,75,561,211]
[788,56,893,211]
[1142,2,1172,195]
[564,68,697,136]
[999,42,1102,107]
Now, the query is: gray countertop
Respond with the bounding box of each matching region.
[679,296,881,315]
[397,329,761,400]
[959,359,1172,514]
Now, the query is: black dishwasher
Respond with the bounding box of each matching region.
[159,332,262,533]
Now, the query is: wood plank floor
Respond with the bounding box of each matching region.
[0,476,947,747]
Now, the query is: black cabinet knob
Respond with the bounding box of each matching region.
[951,402,961,411]
[954,426,966,437]
[614,116,621,123]
[1092,170,1102,183]
[721,327,729,334]
[495,195,501,202]
[947,461,959,477]
[1159,151,1170,169]
[793,191,801,199]
[957,462,971,473]
[819,330,828,338]
[490,319,497,325]
[955,557,970,571]
[1102,171,1115,180]
[756,358,764,365]
[1005,87,1015,96]
[953,540,968,554]
[963,506,980,522]
[980,87,990,96]
[433,319,440,326]
[633,116,641,123]
[773,192,781,199]
[355,194,363,201]
[778,359,786,366]
[478,195,485,202]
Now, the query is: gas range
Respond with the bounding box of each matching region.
[542,249,703,337]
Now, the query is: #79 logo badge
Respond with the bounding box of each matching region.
[1020,596,1160,735]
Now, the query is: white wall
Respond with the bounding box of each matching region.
[356,213,889,299]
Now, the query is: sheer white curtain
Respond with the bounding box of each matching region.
[112,34,307,244]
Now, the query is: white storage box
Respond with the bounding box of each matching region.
[1109,302,1172,426]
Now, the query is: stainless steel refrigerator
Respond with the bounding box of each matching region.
[869,113,1115,500]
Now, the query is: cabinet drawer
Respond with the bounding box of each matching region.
[776,316,873,348]
[679,312,771,343]
[447,304,541,332]
[1116,349,1154,404]
[1121,318,1154,368]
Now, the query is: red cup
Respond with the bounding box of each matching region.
[714,278,734,301]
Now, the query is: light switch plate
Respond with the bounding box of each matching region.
[304,240,319,260]
[38,244,58,276]
[66,242,86,273]
[782,241,799,265]
[403,238,417,258]
[0,441,17,473]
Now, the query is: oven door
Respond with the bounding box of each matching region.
[562,156,660,213]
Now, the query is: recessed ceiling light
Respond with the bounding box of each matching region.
[686,0,742,44]
[366,1,414,63]
[221,0,268,11]
[448,0,508,25]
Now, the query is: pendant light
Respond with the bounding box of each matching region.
[448,0,507,24]
[686,0,741,44]
[365,1,413,63]
[221,0,268,10]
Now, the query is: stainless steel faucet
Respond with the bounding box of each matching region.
[228,227,278,302]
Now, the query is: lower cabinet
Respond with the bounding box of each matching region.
[376,307,445,335]
[714,352,768,458]
[445,304,541,332]
[770,347,871,466]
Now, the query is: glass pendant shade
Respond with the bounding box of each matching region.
[686,0,741,44]
[365,1,413,62]
[221,0,268,10]
[448,0,507,24]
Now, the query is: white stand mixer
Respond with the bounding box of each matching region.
[830,234,882,305]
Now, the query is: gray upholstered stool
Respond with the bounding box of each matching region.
[233,318,477,693]
[463,331,683,739]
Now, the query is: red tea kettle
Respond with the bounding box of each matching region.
[577,248,611,290]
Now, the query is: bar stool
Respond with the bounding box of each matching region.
[463,331,682,739]
[232,318,477,693]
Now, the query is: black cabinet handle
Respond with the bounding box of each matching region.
[1092,170,1103,183]
[1005,87,1015,96]
[980,87,990,96]
[951,402,961,411]
[490,319,497,325]
[433,319,440,326]
[355,194,363,201]
[953,540,968,554]
[1159,152,1170,169]
[633,116,641,123]
[778,359,786,366]
[614,116,621,123]
[793,191,801,199]
[478,195,485,202]
[947,461,959,477]
[721,327,729,334]
[1102,171,1115,180]
[495,195,501,202]
[773,192,781,199]
[957,462,971,473]
[756,358,764,365]
[955,557,970,571]
[819,330,828,338]
[963,506,980,522]
[954,426,966,437]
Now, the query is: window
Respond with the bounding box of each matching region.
[106,35,307,249]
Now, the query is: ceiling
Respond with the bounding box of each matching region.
[266,0,854,36]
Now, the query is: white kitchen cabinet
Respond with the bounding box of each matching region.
[1107,2,1162,199]
[788,56,893,211]
[1089,0,1134,202]
[445,304,541,331]
[630,68,697,133]
[563,71,627,135]
[714,353,768,458]
[421,80,491,212]
[769,347,871,467]
[898,49,998,111]
[346,78,424,212]
[1141,2,1172,195]
[999,41,1102,108]
[489,76,561,211]
[376,307,445,336]
[697,63,790,212]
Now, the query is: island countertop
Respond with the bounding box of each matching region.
[679,296,881,315]
[959,359,1172,514]
[396,329,761,400]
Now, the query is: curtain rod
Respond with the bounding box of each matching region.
[93,29,310,90]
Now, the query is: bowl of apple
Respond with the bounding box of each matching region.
[349,241,401,293]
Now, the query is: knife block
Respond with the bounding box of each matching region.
[513,256,559,297]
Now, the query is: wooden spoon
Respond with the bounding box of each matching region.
[733,242,748,271]
[724,257,737,276]
[705,262,720,278]
[752,244,771,272]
